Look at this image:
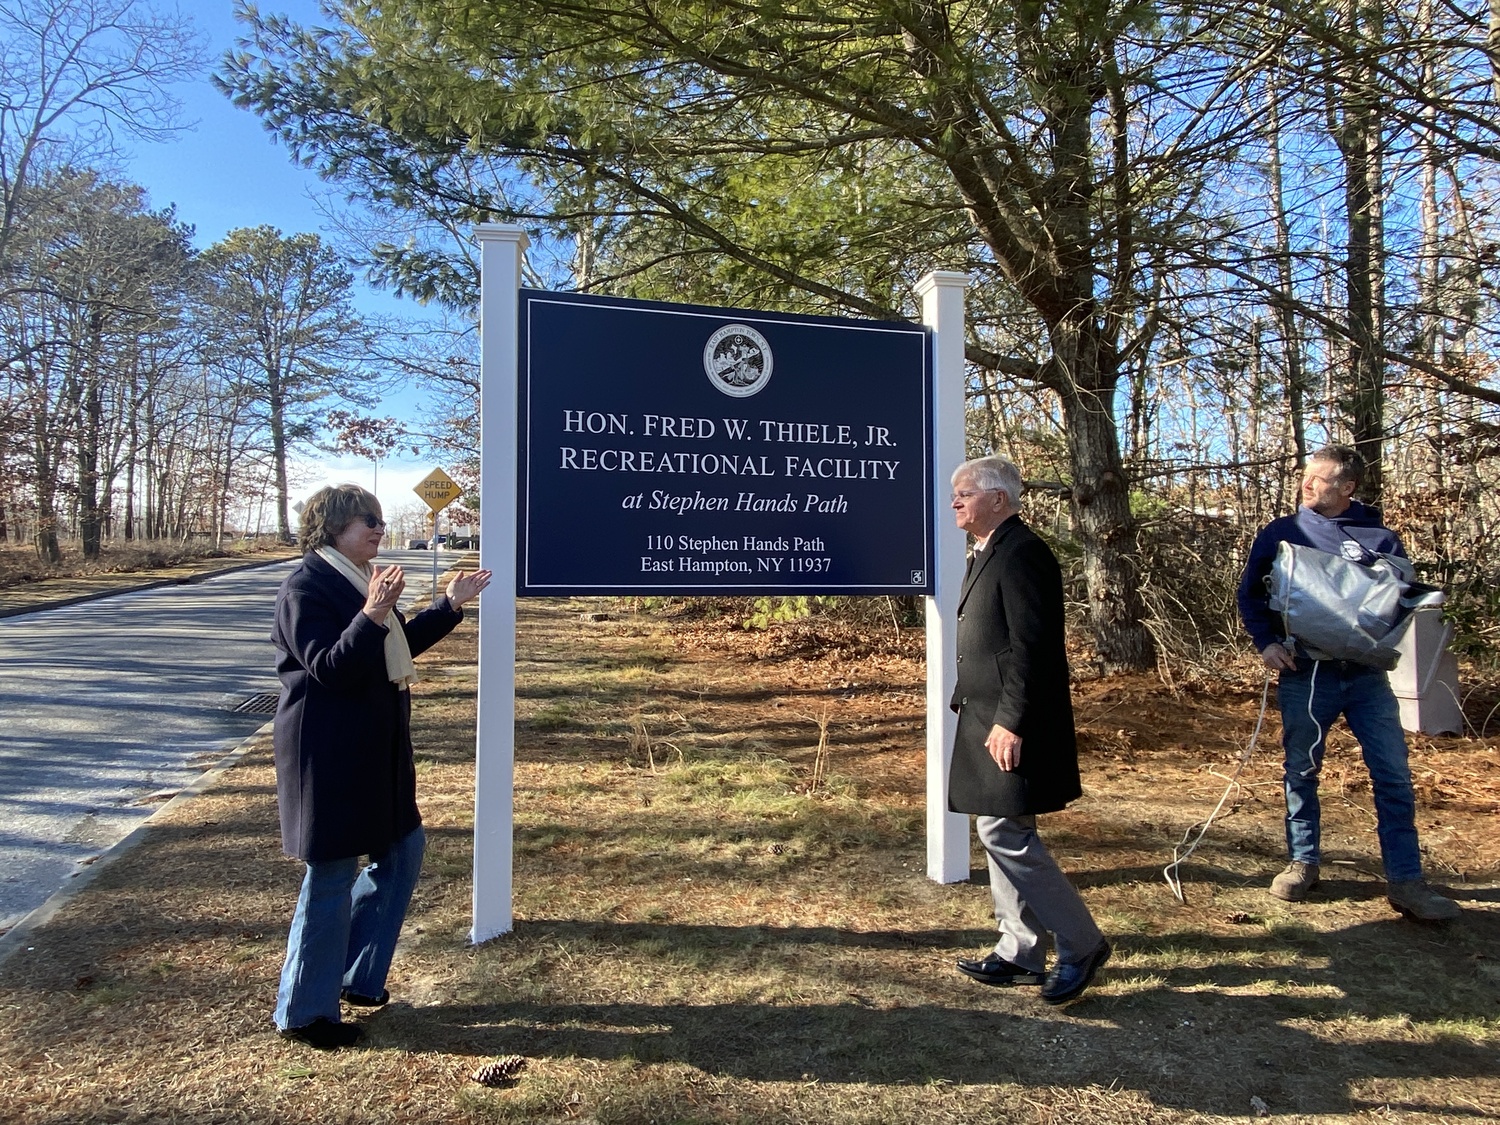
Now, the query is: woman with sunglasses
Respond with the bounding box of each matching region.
[270,483,491,1049]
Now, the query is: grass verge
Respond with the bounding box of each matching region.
[0,539,301,617]
[0,598,1495,1123]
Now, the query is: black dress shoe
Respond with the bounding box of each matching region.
[1041,940,1111,1005]
[279,1017,363,1049]
[956,953,1045,986]
[341,987,390,1007]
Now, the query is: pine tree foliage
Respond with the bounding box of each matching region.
[213,0,1500,665]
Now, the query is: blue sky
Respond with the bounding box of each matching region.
[126,3,334,253]
[122,1,450,522]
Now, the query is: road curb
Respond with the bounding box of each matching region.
[0,555,296,620]
[0,723,272,969]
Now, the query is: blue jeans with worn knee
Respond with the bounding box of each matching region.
[1277,662,1422,883]
[274,826,425,1030]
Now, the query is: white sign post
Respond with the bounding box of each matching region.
[917,270,971,883]
[472,224,526,943]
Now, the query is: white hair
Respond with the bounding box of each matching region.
[953,455,1023,502]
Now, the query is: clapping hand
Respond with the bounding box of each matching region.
[446,568,493,608]
[363,564,406,624]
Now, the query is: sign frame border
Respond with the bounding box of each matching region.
[516,287,935,597]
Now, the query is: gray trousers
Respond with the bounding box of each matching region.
[976,814,1103,972]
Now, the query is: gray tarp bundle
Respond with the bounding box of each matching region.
[1267,542,1446,670]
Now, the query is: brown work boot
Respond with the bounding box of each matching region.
[1269,861,1320,902]
[1386,879,1461,922]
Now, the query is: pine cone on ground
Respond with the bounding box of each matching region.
[469,1055,527,1087]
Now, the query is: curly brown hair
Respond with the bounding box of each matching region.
[297,484,383,553]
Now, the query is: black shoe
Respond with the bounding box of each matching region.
[279,1017,363,1049]
[956,953,1045,986]
[1041,940,1111,1006]
[341,987,390,1007]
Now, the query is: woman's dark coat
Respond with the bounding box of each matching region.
[948,514,1082,818]
[272,552,463,861]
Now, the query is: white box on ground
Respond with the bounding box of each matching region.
[1387,608,1463,736]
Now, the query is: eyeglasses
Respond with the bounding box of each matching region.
[360,513,387,529]
[950,488,998,502]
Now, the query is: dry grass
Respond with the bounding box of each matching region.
[0,597,1496,1124]
[0,539,300,617]
[0,538,294,583]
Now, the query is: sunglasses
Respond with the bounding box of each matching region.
[360,513,387,529]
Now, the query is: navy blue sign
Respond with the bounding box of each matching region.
[517,289,932,595]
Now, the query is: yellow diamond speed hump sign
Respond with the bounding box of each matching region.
[414,467,463,513]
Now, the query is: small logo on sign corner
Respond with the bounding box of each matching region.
[704,324,773,397]
[911,570,925,585]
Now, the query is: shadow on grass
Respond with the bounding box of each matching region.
[363,913,1500,1117]
[516,676,919,710]
[386,982,1496,1118]
[515,917,979,952]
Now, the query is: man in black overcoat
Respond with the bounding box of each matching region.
[948,455,1110,1005]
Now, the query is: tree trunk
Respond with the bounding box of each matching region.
[1266,72,1308,471]
[124,412,138,541]
[1042,41,1154,673]
[269,382,293,544]
[901,0,1155,669]
[77,367,104,560]
[33,494,60,564]
[30,387,62,564]
[1053,321,1154,671]
[1339,0,1387,502]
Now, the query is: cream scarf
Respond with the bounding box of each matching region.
[316,546,418,690]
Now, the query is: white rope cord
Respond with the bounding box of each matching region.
[1295,659,1324,777]
[1163,668,1274,904]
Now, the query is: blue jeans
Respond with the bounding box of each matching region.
[274,826,425,1030]
[1277,662,1422,882]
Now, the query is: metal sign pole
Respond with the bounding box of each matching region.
[431,510,440,592]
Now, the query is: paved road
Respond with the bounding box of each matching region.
[0,549,443,930]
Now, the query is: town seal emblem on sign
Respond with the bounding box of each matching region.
[704,324,773,397]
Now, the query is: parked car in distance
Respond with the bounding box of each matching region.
[406,538,429,550]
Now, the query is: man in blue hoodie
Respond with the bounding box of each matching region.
[1237,445,1460,922]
